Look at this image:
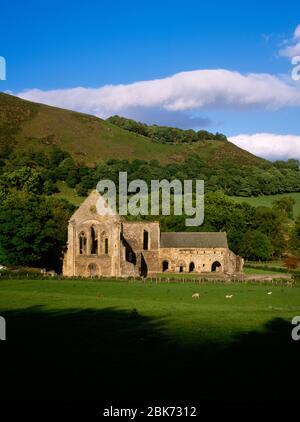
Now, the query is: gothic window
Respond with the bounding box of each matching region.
[105,238,109,255]
[79,232,87,255]
[143,230,149,250]
[90,226,98,255]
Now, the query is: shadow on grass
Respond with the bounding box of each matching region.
[0,306,299,403]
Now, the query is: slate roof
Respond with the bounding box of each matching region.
[160,232,228,249]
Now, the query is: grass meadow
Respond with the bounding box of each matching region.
[1,278,300,404]
[230,192,300,217]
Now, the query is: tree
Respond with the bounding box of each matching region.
[252,207,287,256]
[44,180,59,195]
[290,214,300,256]
[283,255,299,270]
[2,166,44,194]
[0,193,74,271]
[239,230,274,261]
[272,197,296,219]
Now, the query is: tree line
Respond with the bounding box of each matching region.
[1,147,300,270]
[1,147,299,198]
[106,115,228,143]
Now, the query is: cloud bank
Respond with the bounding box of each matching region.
[17,68,300,119]
[229,133,300,161]
[279,23,300,58]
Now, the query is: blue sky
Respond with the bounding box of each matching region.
[1,0,300,159]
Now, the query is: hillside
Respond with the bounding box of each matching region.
[0,92,265,167]
[1,93,300,268]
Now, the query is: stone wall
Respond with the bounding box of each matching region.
[159,247,228,273]
[121,222,160,276]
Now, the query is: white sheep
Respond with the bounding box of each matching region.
[225,295,233,299]
[192,293,200,299]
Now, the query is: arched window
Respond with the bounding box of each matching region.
[105,238,109,254]
[90,226,98,255]
[189,262,195,272]
[162,260,169,272]
[79,232,87,255]
[143,230,149,250]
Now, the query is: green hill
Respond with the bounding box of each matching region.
[1,92,300,199]
[0,92,265,167]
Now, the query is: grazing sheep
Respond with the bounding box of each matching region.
[225,295,233,299]
[192,293,200,299]
[267,291,273,295]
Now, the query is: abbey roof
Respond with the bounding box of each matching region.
[160,232,228,249]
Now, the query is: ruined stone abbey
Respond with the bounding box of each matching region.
[63,191,244,277]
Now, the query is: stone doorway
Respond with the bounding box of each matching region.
[189,262,195,272]
[88,263,98,277]
[211,261,222,272]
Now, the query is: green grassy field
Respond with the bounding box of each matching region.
[243,267,288,275]
[230,192,300,217]
[53,181,84,206]
[1,278,299,403]
[53,181,300,212]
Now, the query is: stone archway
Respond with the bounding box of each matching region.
[88,263,99,277]
[211,261,222,272]
[189,262,195,272]
[162,260,169,272]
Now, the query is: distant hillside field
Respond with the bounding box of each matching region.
[54,185,300,217]
[0,92,265,167]
[230,192,300,218]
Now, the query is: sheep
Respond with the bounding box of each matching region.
[225,295,233,299]
[192,293,200,299]
[267,291,273,295]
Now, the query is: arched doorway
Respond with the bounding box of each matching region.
[211,261,222,272]
[162,260,169,272]
[88,263,98,277]
[178,262,185,273]
[189,262,195,272]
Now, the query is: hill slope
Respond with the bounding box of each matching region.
[0,92,265,167]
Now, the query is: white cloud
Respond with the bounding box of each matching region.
[279,23,300,58]
[279,42,300,58]
[294,24,300,40]
[229,133,300,161]
[16,68,300,119]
